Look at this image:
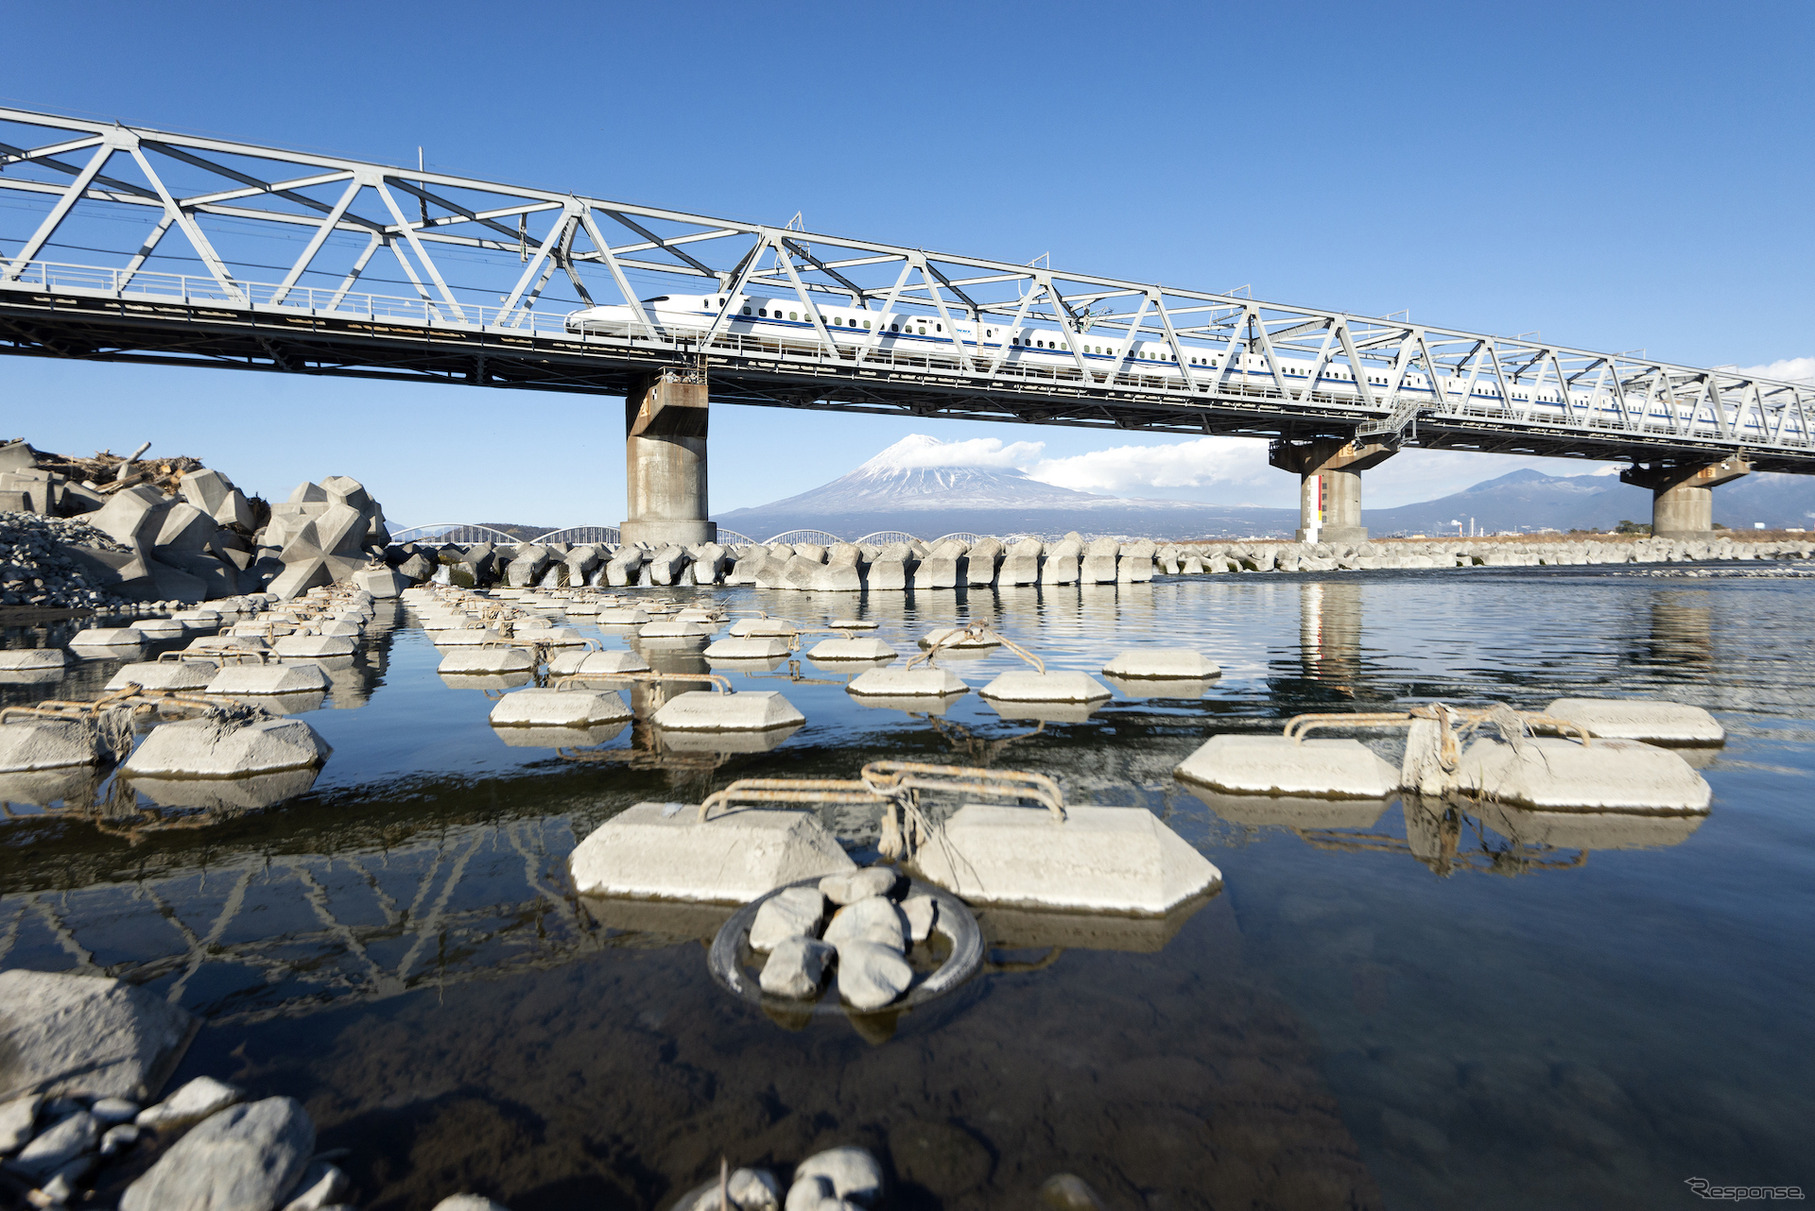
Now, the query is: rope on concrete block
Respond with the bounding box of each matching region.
[906,624,1044,673]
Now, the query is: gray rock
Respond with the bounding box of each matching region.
[0,1093,38,1154]
[121,1097,315,1211]
[822,897,906,953]
[431,1197,512,1211]
[900,895,936,945]
[1038,1173,1108,1210]
[90,1096,139,1124]
[280,1159,350,1210]
[136,1075,243,1129]
[793,1146,884,1206]
[100,1122,140,1157]
[0,970,197,1103]
[784,1176,835,1211]
[7,1109,96,1178]
[760,937,836,1000]
[818,867,898,905]
[749,887,827,952]
[728,1167,783,1211]
[834,941,913,1011]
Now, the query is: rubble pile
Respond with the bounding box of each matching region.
[0,439,396,610]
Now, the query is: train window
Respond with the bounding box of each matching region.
[917,326,926,335]
[742,307,751,315]
[936,324,943,332]
[790,311,798,321]
[864,320,871,329]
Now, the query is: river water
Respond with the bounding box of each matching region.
[3,568,1812,1210]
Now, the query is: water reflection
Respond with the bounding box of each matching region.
[0,812,588,1024]
[1184,784,1709,879]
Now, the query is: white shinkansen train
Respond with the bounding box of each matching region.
[564,293,1709,429]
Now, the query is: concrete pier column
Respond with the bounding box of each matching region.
[620,372,717,547]
[1619,455,1749,540]
[1269,437,1396,544]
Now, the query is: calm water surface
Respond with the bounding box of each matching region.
[3,568,1812,1210]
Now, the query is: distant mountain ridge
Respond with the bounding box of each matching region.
[716,436,1296,539]
[715,435,1815,540]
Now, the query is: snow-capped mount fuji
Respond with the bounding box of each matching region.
[760,435,1115,513]
[714,434,1295,538]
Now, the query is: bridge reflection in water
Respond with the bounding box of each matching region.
[0,814,599,1025]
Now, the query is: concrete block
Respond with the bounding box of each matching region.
[489,688,632,728]
[177,468,233,516]
[105,660,217,692]
[273,634,355,658]
[123,717,331,776]
[569,803,855,903]
[1544,698,1724,745]
[1102,649,1221,679]
[978,671,1112,702]
[847,668,968,697]
[809,562,863,592]
[1040,539,1081,585]
[867,559,908,591]
[1002,538,1043,585]
[919,626,1000,650]
[705,636,792,659]
[0,648,69,675]
[1174,735,1399,798]
[353,566,409,598]
[640,619,709,639]
[1453,737,1711,811]
[646,545,689,586]
[652,690,806,731]
[205,663,330,695]
[965,539,1003,586]
[548,649,650,676]
[267,557,334,600]
[911,803,1222,915]
[512,623,587,646]
[213,488,256,531]
[1081,536,1120,584]
[729,618,799,637]
[438,647,533,674]
[69,627,149,653]
[0,719,104,771]
[806,637,899,663]
[88,485,169,547]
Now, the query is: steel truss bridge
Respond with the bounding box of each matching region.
[2,105,1811,471]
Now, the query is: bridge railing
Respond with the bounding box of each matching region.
[8,253,1810,453]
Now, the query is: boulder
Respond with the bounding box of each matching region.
[0,970,197,1102]
[120,1097,315,1211]
[759,936,835,1000]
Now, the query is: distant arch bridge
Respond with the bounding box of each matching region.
[390,524,1008,549]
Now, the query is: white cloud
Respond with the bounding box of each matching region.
[1028,437,1273,497]
[859,433,1045,471]
[1735,356,1815,384]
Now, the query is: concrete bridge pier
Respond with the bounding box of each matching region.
[1269,437,1396,544]
[1619,455,1750,539]
[620,372,717,547]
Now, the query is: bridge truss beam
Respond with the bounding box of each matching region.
[2,106,1811,472]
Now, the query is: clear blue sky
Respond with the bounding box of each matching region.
[4,0,1810,526]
